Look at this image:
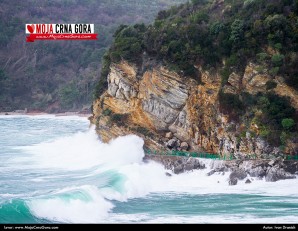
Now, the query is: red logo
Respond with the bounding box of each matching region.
[27,24,35,34]
[25,24,97,42]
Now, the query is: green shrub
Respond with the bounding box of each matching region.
[241,92,256,107]
[280,131,288,145]
[286,74,298,91]
[102,108,112,116]
[220,68,231,85]
[210,22,224,35]
[136,126,154,138]
[257,96,270,108]
[255,65,266,73]
[256,53,269,62]
[271,54,285,67]
[269,67,279,76]
[219,92,243,115]
[261,93,295,128]
[226,54,238,66]
[240,130,247,138]
[59,83,80,108]
[266,80,277,90]
[109,24,146,63]
[93,53,111,99]
[109,113,129,126]
[281,118,295,131]
[274,43,282,50]
[250,130,257,138]
[259,126,270,138]
[229,19,244,47]
[192,11,209,23]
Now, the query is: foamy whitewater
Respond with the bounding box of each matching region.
[0,115,297,223]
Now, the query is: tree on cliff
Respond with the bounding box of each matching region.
[96,0,297,148]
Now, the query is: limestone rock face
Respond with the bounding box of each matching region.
[180,142,189,151]
[223,72,241,94]
[242,63,271,95]
[140,68,189,130]
[92,60,298,156]
[107,62,138,100]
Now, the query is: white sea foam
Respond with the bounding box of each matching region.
[0,114,88,121]
[11,124,297,223]
[28,185,114,223]
[18,130,144,171]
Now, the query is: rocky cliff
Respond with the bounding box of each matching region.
[91,59,298,158]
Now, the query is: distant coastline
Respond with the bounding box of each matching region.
[0,111,92,118]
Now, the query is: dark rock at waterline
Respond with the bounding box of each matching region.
[207,170,216,176]
[229,178,238,186]
[176,159,183,165]
[144,155,298,184]
[207,167,228,176]
[166,172,172,177]
[245,179,252,184]
[229,170,247,186]
[187,158,205,170]
[248,166,266,178]
[284,161,298,174]
[265,166,296,182]
[215,167,228,172]
[174,165,184,174]
[185,163,194,171]
[229,170,247,181]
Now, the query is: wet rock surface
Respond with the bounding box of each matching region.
[144,155,297,185]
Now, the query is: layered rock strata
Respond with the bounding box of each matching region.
[92,61,298,157]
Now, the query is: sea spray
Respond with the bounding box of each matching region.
[17,131,145,171]
[27,185,114,223]
[0,115,297,223]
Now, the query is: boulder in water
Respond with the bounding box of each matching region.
[185,163,194,171]
[265,166,296,182]
[207,170,216,176]
[229,169,247,180]
[229,178,238,186]
[174,164,184,174]
[166,172,172,177]
[245,179,252,184]
[228,169,247,186]
[248,166,266,178]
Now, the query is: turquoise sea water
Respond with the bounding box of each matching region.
[0,115,297,224]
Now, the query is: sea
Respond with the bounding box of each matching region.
[0,115,297,224]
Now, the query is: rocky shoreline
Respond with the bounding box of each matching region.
[144,155,298,185]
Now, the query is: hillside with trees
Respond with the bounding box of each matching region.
[95,0,297,150]
[0,0,186,112]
